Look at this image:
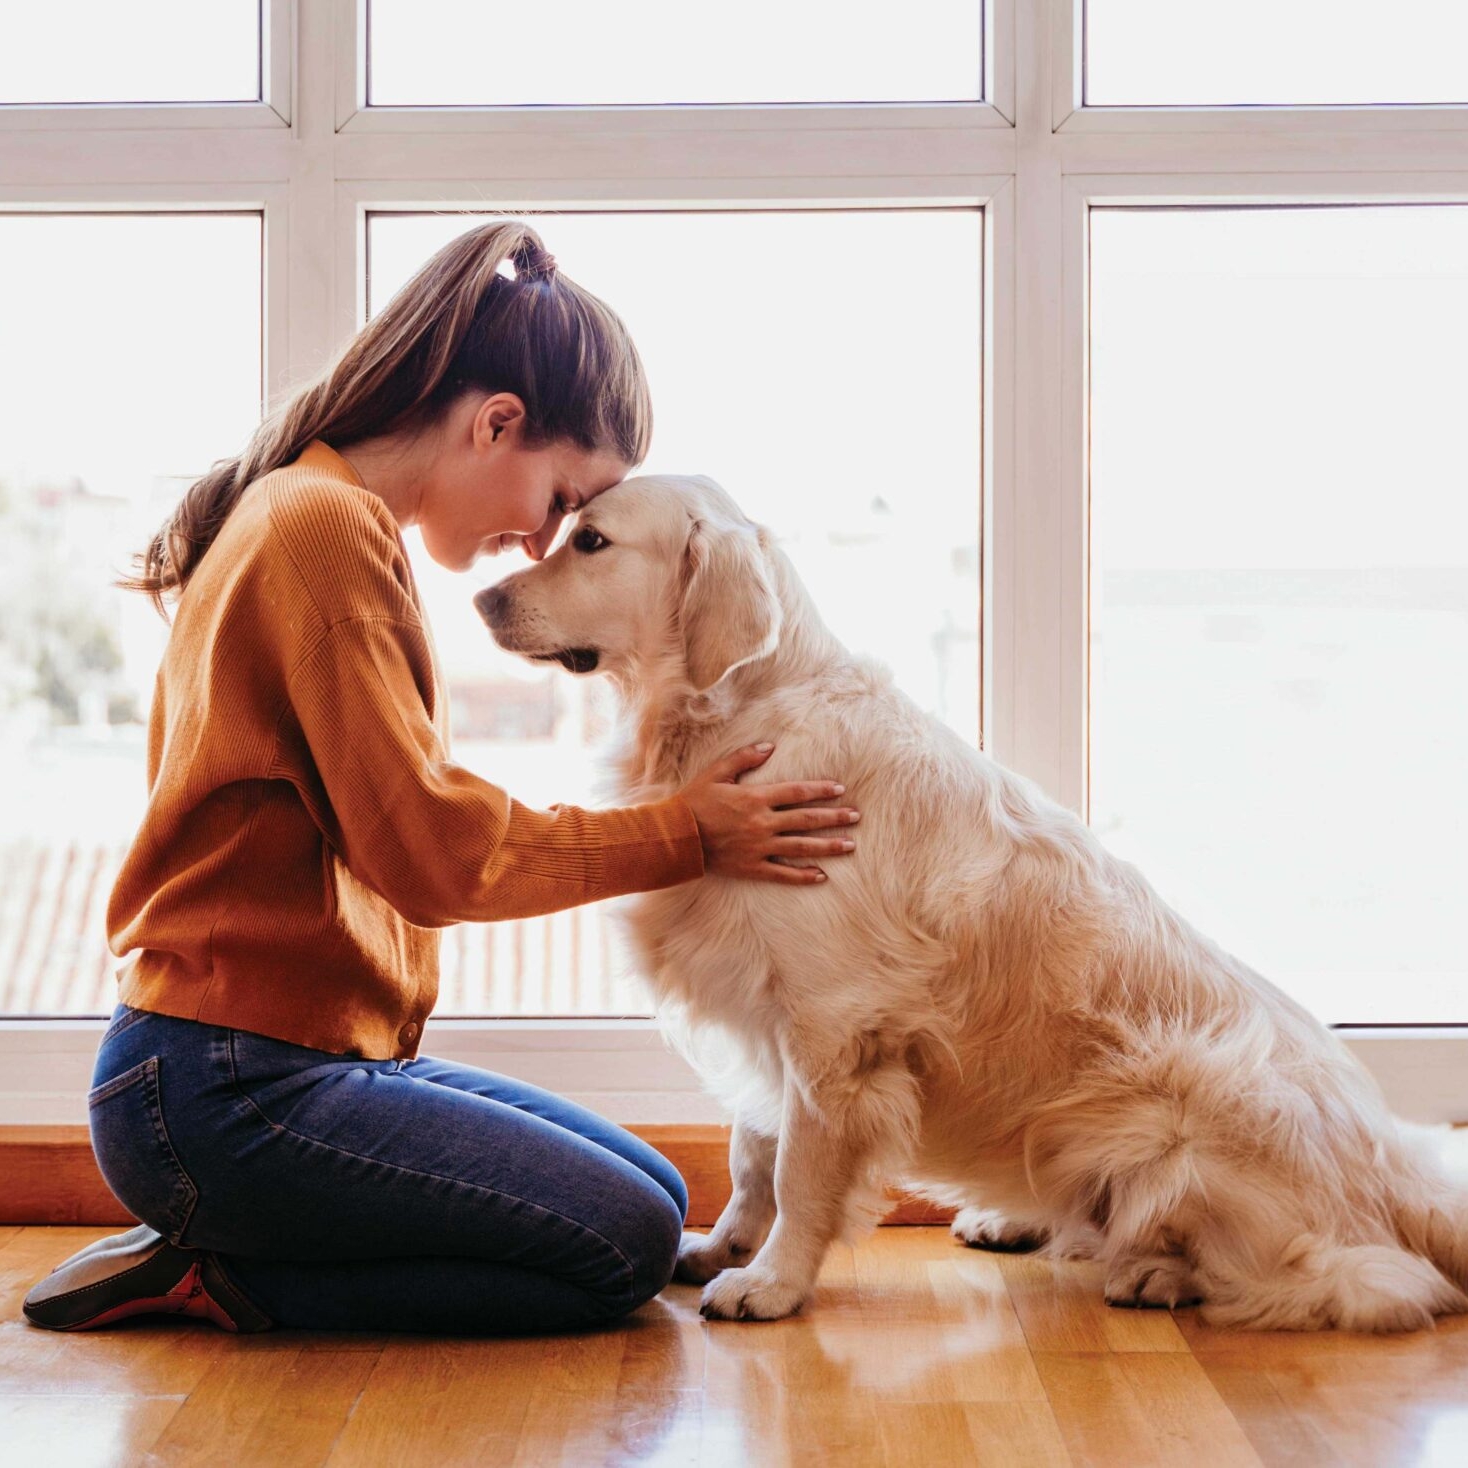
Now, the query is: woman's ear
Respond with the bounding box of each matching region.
[476,391,526,448]
[678,516,783,693]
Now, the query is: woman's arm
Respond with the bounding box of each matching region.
[283,612,710,926]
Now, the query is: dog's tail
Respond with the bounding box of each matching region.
[1390,1121,1468,1294]
[1193,1115,1468,1332]
[1200,1235,1467,1333]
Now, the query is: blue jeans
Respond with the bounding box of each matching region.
[86,1002,687,1334]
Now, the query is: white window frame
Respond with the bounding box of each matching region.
[2,0,1464,1126]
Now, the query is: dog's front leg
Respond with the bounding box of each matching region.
[698,1085,868,1322]
[675,1115,778,1284]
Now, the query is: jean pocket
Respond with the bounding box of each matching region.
[87,1056,200,1248]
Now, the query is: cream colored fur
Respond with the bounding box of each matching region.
[481,473,1468,1331]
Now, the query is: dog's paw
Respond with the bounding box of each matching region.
[1104,1255,1203,1310]
[698,1266,806,1322]
[951,1206,1048,1254]
[674,1230,750,1286]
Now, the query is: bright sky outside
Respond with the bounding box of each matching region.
[1087,0,1468,106]
[0,212,262,727]
[1090,206,1468,1022]
[0,1,258,104]
[366,0,983,105]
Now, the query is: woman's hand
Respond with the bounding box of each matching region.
[678,742,860,885]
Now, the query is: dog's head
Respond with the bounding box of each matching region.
[474,473,783,694]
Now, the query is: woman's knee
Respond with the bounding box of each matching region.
[648,1153,690,1224]
[593,1175,684,1319]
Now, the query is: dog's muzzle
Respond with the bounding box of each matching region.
[472,586,600,674]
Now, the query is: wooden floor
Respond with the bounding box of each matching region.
[4,1226,1468,1466]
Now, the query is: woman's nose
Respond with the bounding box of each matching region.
[523,521,559,560]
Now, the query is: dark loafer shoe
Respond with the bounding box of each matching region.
[23,1224,273,1333]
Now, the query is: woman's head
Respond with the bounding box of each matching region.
[344,385,634,574]
[118,220,653,615]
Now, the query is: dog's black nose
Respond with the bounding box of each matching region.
[473,585,509,625]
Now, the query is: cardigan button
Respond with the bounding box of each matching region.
[398,1021,419,1046]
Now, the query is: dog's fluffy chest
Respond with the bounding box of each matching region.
[621,875,785,1026]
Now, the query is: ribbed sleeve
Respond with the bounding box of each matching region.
[282,613,704,925]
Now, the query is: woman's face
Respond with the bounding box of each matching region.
[419,392,633,571]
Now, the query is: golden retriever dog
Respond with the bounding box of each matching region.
[474,473,1468,1331]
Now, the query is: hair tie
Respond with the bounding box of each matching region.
[517,250,557,283]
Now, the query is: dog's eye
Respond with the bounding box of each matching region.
[572,526,609,554]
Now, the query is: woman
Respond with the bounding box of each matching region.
[22,221,859,1336]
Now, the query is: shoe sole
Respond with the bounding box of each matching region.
[25,1249,271,1333]
[24,1259,205,1331]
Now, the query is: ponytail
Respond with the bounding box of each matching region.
[117,220,652,618]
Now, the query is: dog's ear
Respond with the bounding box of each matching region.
[678,516,783,692]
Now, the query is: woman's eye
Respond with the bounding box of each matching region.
[572,526,608,554]
[553,494,571,517]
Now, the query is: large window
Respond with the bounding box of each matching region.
[1089,205,1468,1023]
[1,3,1463,1123]
[0,214,263,1019]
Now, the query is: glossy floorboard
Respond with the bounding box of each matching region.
[3,1225,1466,1466]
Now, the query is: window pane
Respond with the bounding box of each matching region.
[1,214,262,1017]
[1086,1,1468,107]
[0,1,259,105]
[368,0,983,105]
[1089,206,1468,1023]
[369,210,982,1014]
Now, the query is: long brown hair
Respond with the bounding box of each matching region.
[117,219,652,618]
